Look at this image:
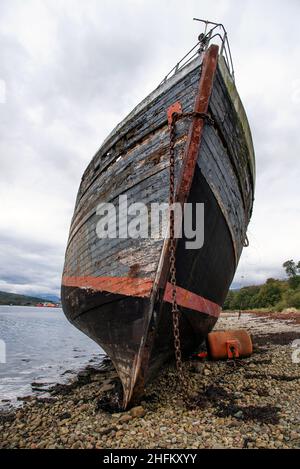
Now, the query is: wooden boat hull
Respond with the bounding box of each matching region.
[61,45,255,408]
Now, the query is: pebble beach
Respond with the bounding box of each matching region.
[1,311,300,449]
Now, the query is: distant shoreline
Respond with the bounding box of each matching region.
[0,304,61,308]
[0,290,60,307]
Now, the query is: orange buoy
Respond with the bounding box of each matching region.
[206,329,252,360]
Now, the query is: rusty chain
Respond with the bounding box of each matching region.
[168,110,214,392]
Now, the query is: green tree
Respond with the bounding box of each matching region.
[283,260,299,277]
[288,275,300,289]
[231,286,260,310]
[288,291,300,309]
[283,260,300,289]
[223,264,300,311]
[223,290,235,309]
[256,279,282,307]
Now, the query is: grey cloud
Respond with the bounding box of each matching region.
[0,0,299,296]
[0,232,63,295]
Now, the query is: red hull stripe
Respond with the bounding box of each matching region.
[62,275,153,298]
[163,282,221,318]
[62,276,221,317]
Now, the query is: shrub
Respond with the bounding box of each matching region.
[286,291,300,309]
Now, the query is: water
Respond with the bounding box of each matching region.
[0,305,105,406]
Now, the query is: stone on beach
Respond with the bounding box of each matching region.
[1,311,300,449]
[129,406,146,418]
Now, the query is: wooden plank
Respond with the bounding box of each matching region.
[63,60,202,287]
[163,282,221,317]
[198,126,246,260]
[78,66,201,200]
[209,67,254,219]
[62,275,153,298]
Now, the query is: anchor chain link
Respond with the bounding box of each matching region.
[168,110,214,391]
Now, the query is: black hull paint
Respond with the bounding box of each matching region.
[61,46,255,407]
[62,167,235,405]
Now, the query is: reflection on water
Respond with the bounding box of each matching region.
[0,305,104,405]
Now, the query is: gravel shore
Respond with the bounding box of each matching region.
[1,311,300,449]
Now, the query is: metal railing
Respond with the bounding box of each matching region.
[159,19,235,86]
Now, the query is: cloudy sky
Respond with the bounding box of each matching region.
[0,0,299,297]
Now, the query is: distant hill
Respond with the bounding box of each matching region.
[30,293,60,303]
[0,290,55,306]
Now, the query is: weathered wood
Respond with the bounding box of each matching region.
[61,45,255,409]
[209,66,254,220]
[64,60,202,286]
[199,125,247,260]
[77,61,202,202]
